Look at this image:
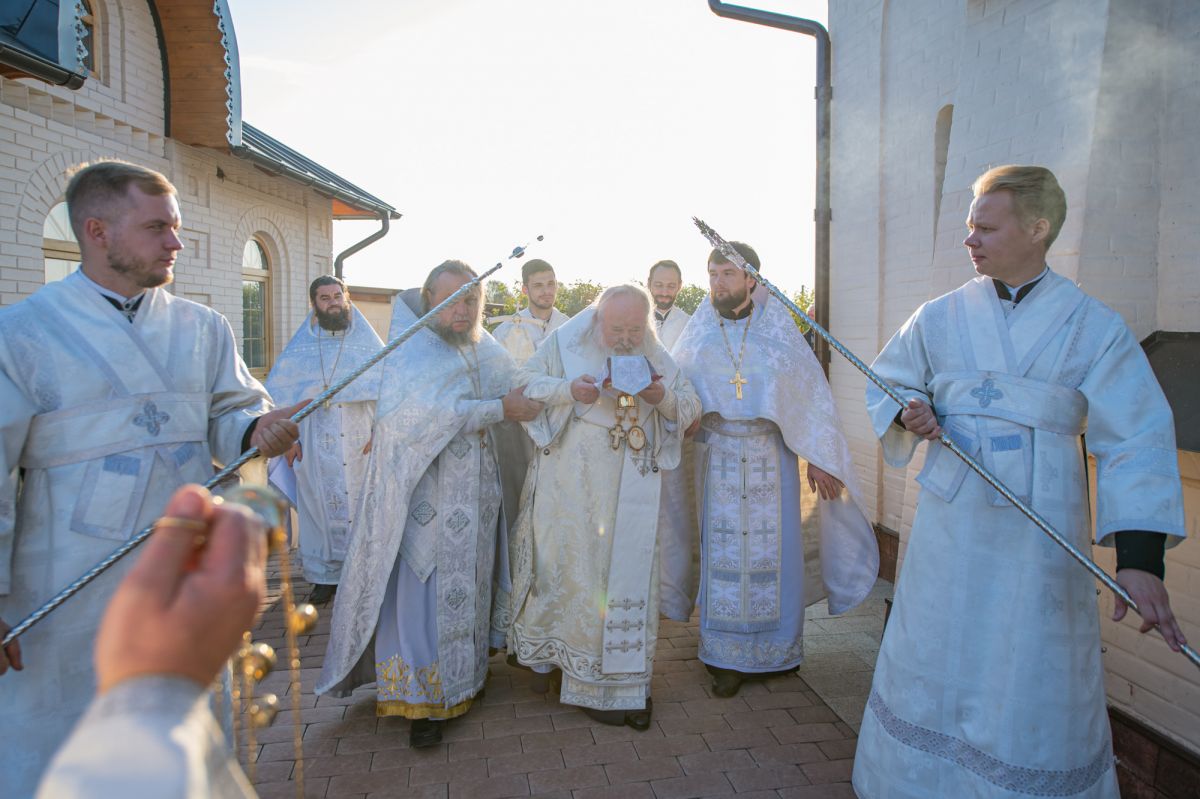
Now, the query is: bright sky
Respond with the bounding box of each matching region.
[232,0,826,296]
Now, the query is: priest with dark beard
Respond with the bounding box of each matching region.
[664,243,879,699]
[266,276,383,604]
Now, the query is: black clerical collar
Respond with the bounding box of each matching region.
[78,268,146,323]
[717,302,753,321]
[992,269,1048,305]
[101,293,144,323]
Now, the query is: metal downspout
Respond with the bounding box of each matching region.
[333,213,390,280]
[707,1,832,374]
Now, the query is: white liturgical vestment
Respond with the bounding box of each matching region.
[853,271,1186,799]
[37,676,254,799]
[0,270,270,796]
[655,306,691,351]
[492,307,569,365]
[509,308,702,710]
[265,308,382,584]
[664,296,878,671]
[489,306,568,573]
[317,293,518,717]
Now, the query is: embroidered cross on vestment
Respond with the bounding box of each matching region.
[133,401,170,436]
[969,378,1004,408]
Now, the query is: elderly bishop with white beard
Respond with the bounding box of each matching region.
[509,284,701,729]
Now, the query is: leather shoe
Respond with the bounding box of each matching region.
[530,668,562,695]
[409,718,443,748]
[710,668,744,698]
[624,697,653,731]
[307,583,336,605]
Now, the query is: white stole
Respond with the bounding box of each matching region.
[527,308,681,674]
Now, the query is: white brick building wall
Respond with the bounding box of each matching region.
[0,0,337,368]
[829,0,1199,750]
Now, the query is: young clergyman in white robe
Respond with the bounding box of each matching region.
[648,259,691,351]
[316,261,540,749]
[853,166,1188,799]
[488,258,568,592]
[0,161,300,797]
[491,258,569,366]
[662,243,878,697]
[266,277,382,599]
[648,259,694,619]
[509,284,702,726]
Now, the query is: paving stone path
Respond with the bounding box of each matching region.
[243,567,889,799]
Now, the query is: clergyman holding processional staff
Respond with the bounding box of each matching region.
[850,165,1190,798]
[0,160,305,796]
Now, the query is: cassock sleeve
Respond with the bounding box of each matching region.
[37,676,255,799]
[0,367,37,595]
[866,305,938,468]
[461,400,505,434]
[518,334,575,448]
[207,315,273,466]
[1077,316,1186,548]
[519,334,573,406]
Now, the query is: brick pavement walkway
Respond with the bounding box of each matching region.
[243,567,887,799]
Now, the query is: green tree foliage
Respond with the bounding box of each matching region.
[554,279,604,317]
[485,278,603,319]
[788,285,816,332]
[674,284,707,315]
[485,280,519,317]
[485,278,814,335]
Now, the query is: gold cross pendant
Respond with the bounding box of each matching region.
[730,371,747,400]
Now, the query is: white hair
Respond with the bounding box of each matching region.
[588,283,661,353]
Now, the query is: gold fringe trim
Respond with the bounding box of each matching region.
[376,696,474,720]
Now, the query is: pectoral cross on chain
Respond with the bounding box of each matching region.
[730,371,747,401]
[609,424,626,450]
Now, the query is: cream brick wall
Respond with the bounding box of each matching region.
[1093,453,1200,752]
[0,0,336,370]
[830,0,1199,749]
[1155,2,1200,332]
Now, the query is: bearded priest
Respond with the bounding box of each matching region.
[316,261,541,749]
[665,242,879,699]
[509,284,702,729]
[266,276,383,604]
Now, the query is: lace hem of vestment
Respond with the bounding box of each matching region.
[867,689,1113,796]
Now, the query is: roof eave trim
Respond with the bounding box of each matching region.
[230,145,401,220]
[214,0,243,148]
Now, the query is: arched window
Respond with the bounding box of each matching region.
[43,201,80,284]
[80,0,101,77]
[241,238,272,376]
[933,104,954,243]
